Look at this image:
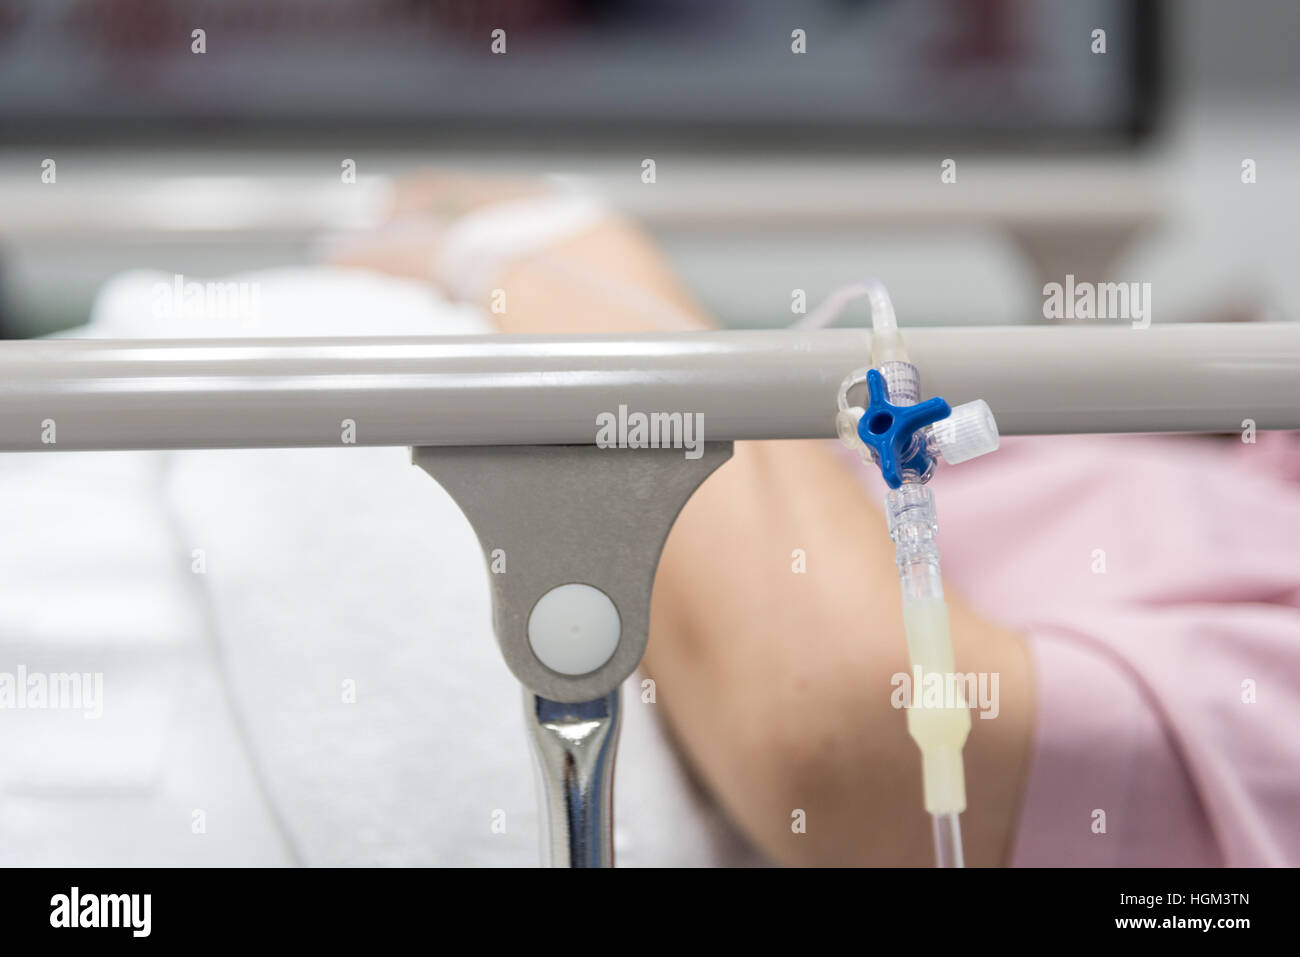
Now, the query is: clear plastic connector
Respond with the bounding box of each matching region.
[927,399,1000,466]
[836,406,866,449]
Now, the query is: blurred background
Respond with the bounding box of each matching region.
[0,0,1294,336]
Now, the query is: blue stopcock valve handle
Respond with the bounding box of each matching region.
[856,368,951,489]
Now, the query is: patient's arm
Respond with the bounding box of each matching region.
[333,193,1035,866]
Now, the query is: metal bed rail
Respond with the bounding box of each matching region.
[0,323,1296,451]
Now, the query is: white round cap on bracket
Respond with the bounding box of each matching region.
[527,583,622,676]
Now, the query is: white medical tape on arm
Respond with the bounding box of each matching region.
[431,192,610,303]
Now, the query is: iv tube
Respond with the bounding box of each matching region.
[832,278,974,868]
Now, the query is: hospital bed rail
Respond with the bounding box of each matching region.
[0,323,1295,450]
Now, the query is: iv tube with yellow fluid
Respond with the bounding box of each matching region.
[831,279,1000,867]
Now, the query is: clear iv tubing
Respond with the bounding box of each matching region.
[888,482,970,870]
[834,279,972,868]
[933,812,964,869]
